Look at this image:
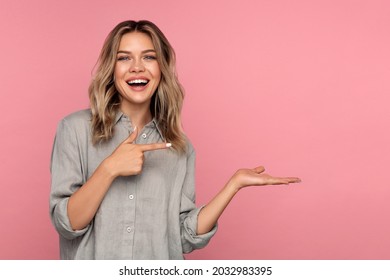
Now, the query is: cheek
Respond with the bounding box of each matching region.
[153,66,162,83]
[114,81,124,97]
[113,67,125,94]
[156,72,161,85]
[114,64,124,79]
[149,61,161,78]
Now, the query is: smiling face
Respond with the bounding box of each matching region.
[114,32,161,115]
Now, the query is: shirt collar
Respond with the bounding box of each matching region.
[114,110,165,141]
[114,110,125,124]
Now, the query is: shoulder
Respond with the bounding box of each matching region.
[184,135,195,157]
[56,109,92,140]
[61,109,92,126]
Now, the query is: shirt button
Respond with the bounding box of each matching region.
[126,227,132,233]
[141,133,147,139]
[129,194,134,200]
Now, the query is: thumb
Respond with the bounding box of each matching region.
[124,126,138,144]
[253,166,265,174]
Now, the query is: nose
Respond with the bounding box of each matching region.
[130,58,145,73]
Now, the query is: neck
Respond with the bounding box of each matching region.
[120,103,152,130]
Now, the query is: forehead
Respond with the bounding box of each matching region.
[118,32,155,51]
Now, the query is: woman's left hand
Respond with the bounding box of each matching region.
[197,166,301,234]
[228,166,301,191]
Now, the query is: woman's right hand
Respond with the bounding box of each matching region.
[103,127,171,178]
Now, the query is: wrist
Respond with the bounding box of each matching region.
[224,178,241,195]
[100,157,118,180]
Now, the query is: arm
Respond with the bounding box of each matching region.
[197,166,301,234]
[68,127,171,230]
[179,146,218,253]
[66,161,115,230]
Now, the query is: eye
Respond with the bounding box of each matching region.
[144,55,157,61]
[117,56,130,61]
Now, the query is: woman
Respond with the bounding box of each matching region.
[50,20,301,260]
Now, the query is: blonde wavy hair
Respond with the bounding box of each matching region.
[89,20,186,153]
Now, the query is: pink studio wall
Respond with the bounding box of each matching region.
[0,0,389,259]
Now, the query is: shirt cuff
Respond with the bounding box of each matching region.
[52,197,90,240]
[182,205,218,253]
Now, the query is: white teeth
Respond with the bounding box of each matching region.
[128,79,148,84]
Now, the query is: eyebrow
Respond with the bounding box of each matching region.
[117,49,156,55]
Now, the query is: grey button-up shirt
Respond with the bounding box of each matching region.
[49,109,217,259]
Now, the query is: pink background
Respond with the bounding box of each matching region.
[0,0,389,259]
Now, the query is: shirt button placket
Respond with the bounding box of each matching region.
[124,175,136,258]
[126,193,135,236]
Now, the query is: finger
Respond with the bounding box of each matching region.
[139,142,172,152]
[273,177,301,184]
[252,166,265,174]
[124,126,138,144]
[283,177,301,183]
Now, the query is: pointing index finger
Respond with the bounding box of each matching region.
[139,142,172,152]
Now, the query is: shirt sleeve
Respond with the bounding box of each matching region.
[49,119,90,240]
[180,146,217,254]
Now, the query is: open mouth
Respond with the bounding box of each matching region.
[126,79,149,88]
